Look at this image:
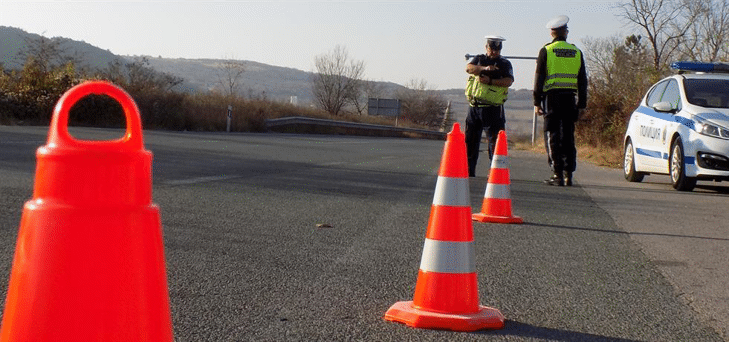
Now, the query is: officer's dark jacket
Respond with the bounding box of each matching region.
[468,55,514,81]
[533,37,587,108]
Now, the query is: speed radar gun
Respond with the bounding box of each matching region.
[384,123,505,332]
[0,81,174,341]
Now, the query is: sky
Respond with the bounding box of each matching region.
[0,0,629,90]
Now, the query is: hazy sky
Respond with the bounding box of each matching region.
[1,1,628,90]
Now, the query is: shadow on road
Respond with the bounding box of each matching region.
[476,320,644,342]
[526,222,729,242]
[580,180,729,196]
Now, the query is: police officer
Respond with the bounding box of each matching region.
[533,15,587,186]
[465,36,514,177]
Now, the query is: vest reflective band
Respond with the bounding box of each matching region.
[432,176,470,207]
[419,238,476,273]
[543,41,581,92]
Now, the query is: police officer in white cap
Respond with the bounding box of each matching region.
[464,35,514,177]
[533,15,587,186]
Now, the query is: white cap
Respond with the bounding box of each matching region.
[546,15,569,30]
[484,35,506,42]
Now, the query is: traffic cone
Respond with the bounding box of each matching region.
[384,123,505,332]
[0,81,173,341]
[472,130,523,224]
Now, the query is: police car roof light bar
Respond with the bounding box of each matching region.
[670,61,729,73]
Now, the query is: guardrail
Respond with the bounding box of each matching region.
[265,116,447,140]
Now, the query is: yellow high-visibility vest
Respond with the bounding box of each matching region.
[543,41,581,92]
[465,75,508,106]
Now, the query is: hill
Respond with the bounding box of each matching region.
[140,56,407,105]
[0,26,118,72]
[0,26,406,105]
[0,26,537,136]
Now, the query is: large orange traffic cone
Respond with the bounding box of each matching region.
[384,123,505,332]
[0,81,173,341]
[473,130,522,224]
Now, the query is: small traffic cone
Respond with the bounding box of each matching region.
[384,123,505,332]
[472,130,523,224]
[0,81,173,341]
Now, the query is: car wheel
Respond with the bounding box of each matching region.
[670,137,696,191]
[624,139,644,182]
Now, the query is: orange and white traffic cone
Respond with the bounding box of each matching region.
[0,81,173,341]
[384,123,505,332]
[472,130,523,224]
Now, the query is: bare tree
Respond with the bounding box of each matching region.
[618,0,698,70]
[311,45,365,116]
[216,58,246,100]
[123,57,183,93]
[680,0,729,62]
[578,33,656,147]
[350,79,385,115]
[582,35,623,83]
[19,33,79,75]
[397,78,447,128]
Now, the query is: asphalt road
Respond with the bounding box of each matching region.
[0,125,726,341]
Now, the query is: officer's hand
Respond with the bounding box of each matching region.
[479,75,491,84]
[534,106,544,116]
[484,65,498,71]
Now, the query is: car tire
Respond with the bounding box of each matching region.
[624,139,644,182]
[670,137,696,191]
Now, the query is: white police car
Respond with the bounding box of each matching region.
[623,61,729,191]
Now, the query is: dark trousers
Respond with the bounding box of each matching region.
[465,105,505,177]
[542,91,578,174]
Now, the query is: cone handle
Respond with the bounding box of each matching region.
[47,81,144,150]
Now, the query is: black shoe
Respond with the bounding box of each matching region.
[564,172,573,186]
[544,172,564,186]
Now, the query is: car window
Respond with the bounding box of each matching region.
[684,79,729,109]
[661,79,681,111]
[646,80,668,107]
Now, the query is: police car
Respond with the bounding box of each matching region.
[623,61,729,191]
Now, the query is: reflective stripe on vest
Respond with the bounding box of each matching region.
[419,238,476,273]
[543,41,581,92]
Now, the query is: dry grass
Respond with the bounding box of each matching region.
[510,133,622,170]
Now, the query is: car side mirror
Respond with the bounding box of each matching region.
[653,101,676,113]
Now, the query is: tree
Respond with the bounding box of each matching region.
[580,34,655,148]
[216,58,246,100]
[311,45,365,116]
[618,0,698,71]
[18,33,79,75]
[101,57,183,93]
[350,79,385,116]
[397,79,447,128]
[679,0,729,62]
[1,34,82,123]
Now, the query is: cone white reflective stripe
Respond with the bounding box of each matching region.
[491,155,508,169]
[432,176,470,207]
[419,238,476,274]
[484,183,511,200]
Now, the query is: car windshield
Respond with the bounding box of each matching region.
[684,79,729,109]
